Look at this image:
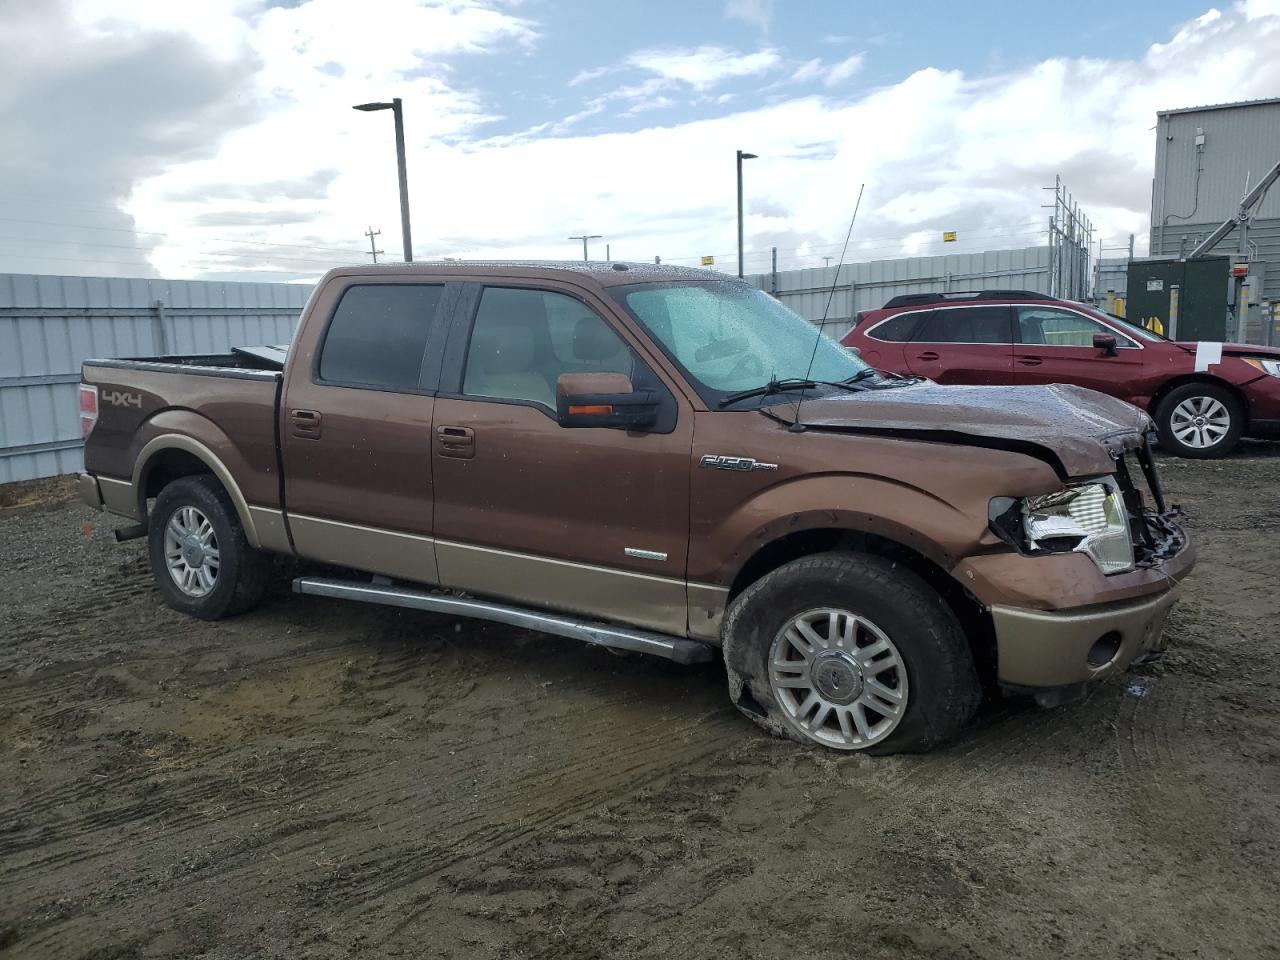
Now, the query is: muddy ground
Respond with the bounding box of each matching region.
[2,448,1278,960]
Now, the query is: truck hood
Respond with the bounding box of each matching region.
[793,382,1150,479]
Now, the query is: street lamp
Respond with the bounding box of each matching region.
[568,234,602,262]
[736,149,757,278]
[353,98,413,262]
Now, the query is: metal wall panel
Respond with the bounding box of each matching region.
[1152,101,1280,243]
[1150,218,1280,305]
[745,245,1050,338]
[0,273,312,484]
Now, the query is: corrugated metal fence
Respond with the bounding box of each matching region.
[0,273,311,484]
[745,245,1051,338]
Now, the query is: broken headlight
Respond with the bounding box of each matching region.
[1021,480,1134,575]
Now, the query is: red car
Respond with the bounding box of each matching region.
[843,290,1280,458]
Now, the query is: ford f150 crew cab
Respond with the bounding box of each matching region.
[78,262,1195,754]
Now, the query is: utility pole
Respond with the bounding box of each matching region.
[823,256,833,267]
[364,227,383,264]
[654,255,661,265]
[568,234,602,262]
[736,149,757,278]
[606,243,611,261]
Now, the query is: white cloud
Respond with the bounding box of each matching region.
[825,52,864,86]
[6,0,1280,281]
[723,0,774,30]
[625,45,781,91]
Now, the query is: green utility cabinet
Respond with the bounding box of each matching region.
[1126,256,1229,341]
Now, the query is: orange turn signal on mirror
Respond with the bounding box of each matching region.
[568,404,613,415]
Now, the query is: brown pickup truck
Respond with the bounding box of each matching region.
[78,262,1194,753]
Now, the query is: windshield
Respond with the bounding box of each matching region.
[610,280,870,404]
[1081,305,1168,342]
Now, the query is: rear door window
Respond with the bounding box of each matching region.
[914,306,1013,344]
[318,284,445,390]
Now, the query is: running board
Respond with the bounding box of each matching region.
[292,576,715,665]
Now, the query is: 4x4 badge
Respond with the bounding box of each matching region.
[699,454,779,472]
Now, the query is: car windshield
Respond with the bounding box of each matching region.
[610,280,871,404]
[1081,305,1168,342]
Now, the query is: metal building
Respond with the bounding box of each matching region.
[1150,98,1280,340]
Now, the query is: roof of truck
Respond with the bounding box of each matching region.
[325,260,727,287]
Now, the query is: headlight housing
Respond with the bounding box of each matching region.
[1243,357,1280,377]
[1020,480,1134,575]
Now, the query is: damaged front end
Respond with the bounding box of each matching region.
[989,433,1186,574]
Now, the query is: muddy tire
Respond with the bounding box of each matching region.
[147,475,269,620]
[722,552,980,755]
[1155,383,1243,459]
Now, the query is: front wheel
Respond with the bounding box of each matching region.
[1155,383,1243,458]
[147,475,269,620]
[722,552,980,755]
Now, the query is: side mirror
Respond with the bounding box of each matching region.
[555,373,658,430]
[1093,333,1119,357]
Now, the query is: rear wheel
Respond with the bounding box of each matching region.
[1155,383,1243,458]
[147,475,269,619]
[722,552,980,754]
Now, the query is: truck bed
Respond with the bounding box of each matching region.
[81,354,284,512]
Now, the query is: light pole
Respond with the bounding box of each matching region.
[353,98,413,262]
[737,149,752,277]
[568,234,602,262]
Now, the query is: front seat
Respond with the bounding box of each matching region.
[466,318,555,408]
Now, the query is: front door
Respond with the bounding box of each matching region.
[431,282,694,636]
[1012,305,1144,399]
[903,305,1015,384]
[281,279,451,583]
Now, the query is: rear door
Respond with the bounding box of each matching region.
[1012,305,1144,398]
[903,305,1015,383]
[429,281,694,636]
[281,278,452,583]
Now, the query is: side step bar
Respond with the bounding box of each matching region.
[292,576,715,665]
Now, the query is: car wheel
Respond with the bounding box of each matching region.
[722,552,980,755]
[147,475,269,620]
[1155,383,1243,459]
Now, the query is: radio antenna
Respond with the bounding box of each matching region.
[791,182,864,431]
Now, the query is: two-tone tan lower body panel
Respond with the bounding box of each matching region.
[284,515,727,640]
[435,540,691,638]
[289,514,439,585]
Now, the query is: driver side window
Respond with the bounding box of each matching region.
[463,287,637,410]
[1018,307,1133,348]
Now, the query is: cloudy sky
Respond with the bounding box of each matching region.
[2,0,1279,281]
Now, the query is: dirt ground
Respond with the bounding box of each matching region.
[2,448,1278,960]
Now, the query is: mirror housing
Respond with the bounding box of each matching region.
[555,373,658,430]
[1093,333,1119,357]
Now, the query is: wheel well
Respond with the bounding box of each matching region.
[141,449,218,510]
[728,528,998,690]
[1150,375,1248,426]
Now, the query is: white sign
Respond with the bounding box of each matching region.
[1146,279,1164,292]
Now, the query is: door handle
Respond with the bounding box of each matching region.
[915,351,940,361]
[436,425,475,459]
[1017,357,1043,366]
[290,408,322,439]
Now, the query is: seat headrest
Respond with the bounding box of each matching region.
[573,317,623,363]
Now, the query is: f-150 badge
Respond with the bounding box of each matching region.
[699,454,778,472]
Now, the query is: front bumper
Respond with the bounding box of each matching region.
[992,586,1181,687]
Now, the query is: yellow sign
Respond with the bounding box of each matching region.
[942,231,957,242]
[701,255,715,266]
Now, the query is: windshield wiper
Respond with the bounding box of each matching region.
[842,369,879,386]
[718,375,873,408]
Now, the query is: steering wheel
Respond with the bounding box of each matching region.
[724,352,765,382]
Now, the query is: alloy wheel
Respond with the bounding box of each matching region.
[163,505,220,597]
[1170,395,1231,450]
[768,607,909,750]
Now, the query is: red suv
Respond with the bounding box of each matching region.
[843,290,1280,458]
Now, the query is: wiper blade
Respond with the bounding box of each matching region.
[718,377,820,407]
[718,374,875,408]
